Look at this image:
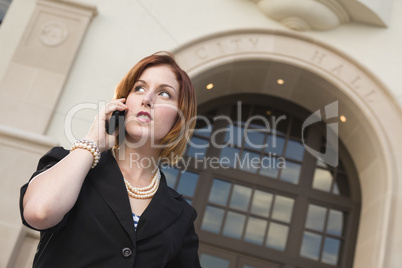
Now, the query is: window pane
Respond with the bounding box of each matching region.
[305,204,327,232]
[265,135,285,156]
[223,212,246,239]
[259,155,280,178]
[280,161,301,184]
[312,168,333,192]
[244,217,268,245]
[266,223,289,251]
[193,124,212,138]
[327,209,344,236]
[220,146,240,168]
[208,179,232,206]
[186,137,208,158]
[285,139,305,161]
[272,195,294,223]
[322,237,341,265]
[244,128,266,150]
[176,172,199,197]
[200,253,230,268]
[224,125,244,147]
[201,206,225,233]
[333,183,340,195]
[300,231,322,261]
[270,110,288,135]
[251,190,273,218]
[162,167,179,188]
[229,185,252,212]
[239,151,260,173]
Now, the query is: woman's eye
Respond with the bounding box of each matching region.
[159,91,171,98]
[134,86,145,92]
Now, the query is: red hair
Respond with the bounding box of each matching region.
[113,51,197,164]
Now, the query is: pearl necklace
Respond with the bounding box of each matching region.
[124,169,160,199]
[112,147,160,199]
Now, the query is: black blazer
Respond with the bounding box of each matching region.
[20,147,201,268]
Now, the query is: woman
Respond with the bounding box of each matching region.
[19,52,201,267]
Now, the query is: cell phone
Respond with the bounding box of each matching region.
[106,110,125,139]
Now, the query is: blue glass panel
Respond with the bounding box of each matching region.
[265,135,285,156]
[280,161,301,184]
[259,155,280,179]
[312,168,333,192]
[229,185,252,212]
[201,206,225,234]
[219,146,240,168]
[200,253,230,268]
[300,231,322,261]
[332,183,340,195]
[305,204,327,232]
[208,179,232,206]
[266,223,289,251]
[244,127,266,150]
[186,137,208,158]
[239,151,260,174]
[251,190,273,218]
[322,237,341,265]
[285,139,305,161]
[272,195,294,223]
[223,211,246,239]
[224,125,244,147]
[162,167,179,188]
[176,171,199,197]
[327,209,343,236]
[244,217,267,245]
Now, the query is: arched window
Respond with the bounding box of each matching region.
[162,94,361,268]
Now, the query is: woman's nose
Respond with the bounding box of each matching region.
[141,92,153,108]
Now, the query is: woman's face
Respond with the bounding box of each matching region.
[124,65,180,147]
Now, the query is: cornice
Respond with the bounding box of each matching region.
[252,0,393,31]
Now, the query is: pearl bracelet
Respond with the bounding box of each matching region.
[70,139,101,168]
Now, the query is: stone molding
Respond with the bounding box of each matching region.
[0,125,58,154]
[251,0,393,31]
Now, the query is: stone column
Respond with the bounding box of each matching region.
[0,1,97,267]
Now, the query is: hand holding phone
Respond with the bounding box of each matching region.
[106,110,126,145]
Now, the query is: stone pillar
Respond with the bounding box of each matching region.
[0,1,97,267]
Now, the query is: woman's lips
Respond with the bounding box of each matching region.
[136,111,152,123]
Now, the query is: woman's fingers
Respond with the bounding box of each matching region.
[105,98,127,114]
[85,98,127,152]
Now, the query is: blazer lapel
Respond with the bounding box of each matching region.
[136,172,184,241]
[88,150,137,245]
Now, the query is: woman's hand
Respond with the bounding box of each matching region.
[84,98,127,153]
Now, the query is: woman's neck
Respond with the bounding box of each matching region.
[113,143,160,186]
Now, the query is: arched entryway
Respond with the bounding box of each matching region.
[173,30,402,268]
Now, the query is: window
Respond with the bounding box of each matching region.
[162,94,361,268]
[0,0,12,25]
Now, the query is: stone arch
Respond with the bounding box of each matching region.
[173,29,402,268]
